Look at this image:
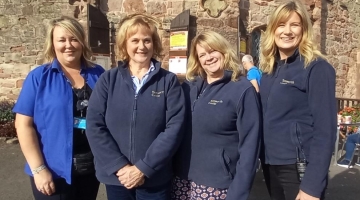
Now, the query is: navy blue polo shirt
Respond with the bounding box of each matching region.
[13,59,104,184]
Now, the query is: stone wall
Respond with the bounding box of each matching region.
[240,0,360,98]
[103,0,240,70]
[0,0,89,100]
[0,0,241,100]
[1,0,360,100]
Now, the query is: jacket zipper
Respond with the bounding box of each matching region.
[129,85,145,163]
[295,123,307,161]
[126,69,155,163]
[192,87,208,112]
[129,94,138,162]
[125,66,156,163]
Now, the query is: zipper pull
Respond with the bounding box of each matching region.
[133,95,138,110]
[192,89,206,112]
[192,99,196,112]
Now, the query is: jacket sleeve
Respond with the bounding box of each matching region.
[134,74,186,178]
[300,61,337,197]
[86,72,129,176]
[226,86,262,200]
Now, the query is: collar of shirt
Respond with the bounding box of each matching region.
[131,61,155,94]
[50,58,88,79]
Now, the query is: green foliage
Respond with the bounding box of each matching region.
[0,100,15,123]
[0,100,16,138]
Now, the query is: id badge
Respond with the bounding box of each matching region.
[74,117,86,130]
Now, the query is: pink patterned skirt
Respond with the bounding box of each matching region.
[171,176,228,200]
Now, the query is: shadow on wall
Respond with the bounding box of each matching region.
[188,15,198,49]
[69,0,79,4]
[68,0,83,18]
[99,0,109,12]
[320,0,329,55]
[69,0,102,6]
[69,0,105,18]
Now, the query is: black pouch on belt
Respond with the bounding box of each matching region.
[296,147,307,182]
[72,151,95,176]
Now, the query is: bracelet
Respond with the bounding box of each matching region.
[31,165,47,175]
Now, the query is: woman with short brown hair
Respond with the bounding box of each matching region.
[86,14,185,200]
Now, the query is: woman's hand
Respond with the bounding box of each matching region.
[295,190,319,200]
[34,169,55,196]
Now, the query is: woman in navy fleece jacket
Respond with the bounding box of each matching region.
[259,1,336,200]
[172,31,261,200]
[85,14,185,200]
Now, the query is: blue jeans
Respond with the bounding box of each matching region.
[345,133,360,160]
[105,182,171,200]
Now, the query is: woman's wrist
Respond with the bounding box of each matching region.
[31,164,47,175]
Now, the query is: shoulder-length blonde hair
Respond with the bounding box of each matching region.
[43,16,94,67]
[259,0,325,74]
[116,14,163,61]
[186,30,242,82]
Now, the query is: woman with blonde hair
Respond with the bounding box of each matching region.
[259,1,336,200]
[13,16,104,200]
[172,30,261,200]
[86,13,185,200]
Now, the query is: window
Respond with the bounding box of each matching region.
[250,26,266,66]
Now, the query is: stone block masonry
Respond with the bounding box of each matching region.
[0,0,88,100]
[241,0,360,98]
[1,0,360,100]
[103,0,239,71]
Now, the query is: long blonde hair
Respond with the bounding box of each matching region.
[43,16,94,67]
[259,0,325,73]
[116,14,163,61]
[186,30,242,81]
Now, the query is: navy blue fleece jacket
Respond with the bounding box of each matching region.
[259,50,337,198]
[174,71,261,200]
[86,60,185,187]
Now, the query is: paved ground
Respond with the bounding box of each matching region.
[0,142,359,200]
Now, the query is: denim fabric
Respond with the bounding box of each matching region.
[345,134,360,160]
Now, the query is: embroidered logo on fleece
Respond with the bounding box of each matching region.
[280,79,295,84]
[151,91,164,97]
[208,100,223,105]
